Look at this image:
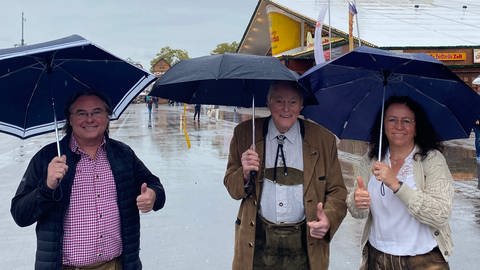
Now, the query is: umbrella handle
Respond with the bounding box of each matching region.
[52,98,61,157]
[244,171,257,197]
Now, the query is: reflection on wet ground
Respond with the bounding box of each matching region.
[1,103,479,269]
[209,105,479,183]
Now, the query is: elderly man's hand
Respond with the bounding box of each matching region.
[241,146,260,183]
[137,183,156,213]
[307,203,330,239]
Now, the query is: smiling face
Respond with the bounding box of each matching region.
[69,95,109,147]
[384,103,416,149]
[267,82,303,133]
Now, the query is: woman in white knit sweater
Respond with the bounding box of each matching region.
[347,96,453,270]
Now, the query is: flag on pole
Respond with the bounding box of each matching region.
[348,1,357,51]
[314,4,328,65]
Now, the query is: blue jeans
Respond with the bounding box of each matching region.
[474,125,480,160]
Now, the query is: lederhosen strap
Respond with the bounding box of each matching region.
[252,118,309,270]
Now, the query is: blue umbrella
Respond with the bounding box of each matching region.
[300,46,480,150]
[0,35,156,155]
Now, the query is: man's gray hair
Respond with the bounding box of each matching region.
[266,80,304,105]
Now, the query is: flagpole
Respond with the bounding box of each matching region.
[314,2,328,65]
[353,0,362,46]
[328,0,332,59]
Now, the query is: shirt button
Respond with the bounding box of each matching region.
[248,242,254,247]
[250,221,255,226]
[279,202,284,207]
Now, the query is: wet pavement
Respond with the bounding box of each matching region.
[1,103,479,269]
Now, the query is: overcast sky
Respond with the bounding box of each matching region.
[1,0,258,68]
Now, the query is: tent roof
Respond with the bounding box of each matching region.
[239,0,480,55]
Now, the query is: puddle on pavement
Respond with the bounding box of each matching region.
[164,105,479,184]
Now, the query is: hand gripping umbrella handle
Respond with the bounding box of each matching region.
[244,171,256,197]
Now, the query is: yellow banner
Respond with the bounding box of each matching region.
[182,104,191,149]
[267,7,301,55]
[427,52,466,61]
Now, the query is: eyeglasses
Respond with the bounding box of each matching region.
[385,117,415,127]
[72,109,107,120]
[270,98,302,109]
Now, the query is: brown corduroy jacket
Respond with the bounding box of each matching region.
[224,117,347,270]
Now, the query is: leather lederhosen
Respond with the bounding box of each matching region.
[253,167,309,270]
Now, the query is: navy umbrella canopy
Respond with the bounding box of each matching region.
[300,46,480,143]
[0,35,156,141]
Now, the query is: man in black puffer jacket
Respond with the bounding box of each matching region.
[11,90,166,270]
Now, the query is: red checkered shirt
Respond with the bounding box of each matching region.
[62,137,122,267]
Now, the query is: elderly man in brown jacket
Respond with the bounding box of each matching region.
[224,81,347,270]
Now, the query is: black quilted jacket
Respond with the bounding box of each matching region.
[10,134,166,270]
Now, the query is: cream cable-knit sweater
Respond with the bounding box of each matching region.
[346,148,454,267]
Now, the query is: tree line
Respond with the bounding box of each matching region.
[127,41,239,73]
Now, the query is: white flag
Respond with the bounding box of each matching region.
[314,4,328,65]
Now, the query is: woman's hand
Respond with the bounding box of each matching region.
[354,176,370,209]
[372,161,402,192]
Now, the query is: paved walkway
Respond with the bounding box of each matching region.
[1,104,478,269]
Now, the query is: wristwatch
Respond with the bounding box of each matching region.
[394,181,403,194]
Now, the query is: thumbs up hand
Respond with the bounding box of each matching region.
[354,176,370,209]
[307,202,330,239]
[137,183,156,213]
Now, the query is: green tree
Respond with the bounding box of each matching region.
[211,41,239,55]
[150,46,189,72]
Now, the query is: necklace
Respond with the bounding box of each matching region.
[390,157,405,165]
[389,145,414,165]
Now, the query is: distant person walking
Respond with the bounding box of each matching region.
[193,104,201,121]
[474,119,480,163]
[146,96,153,127]
[474,119,480,189]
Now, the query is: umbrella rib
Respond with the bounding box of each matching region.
[22,66,48,136]
[340,87,377,137]
[53,58,128,89]
[56,65,96,90]
[0,62,43,79]
[54,58,125,64]
[22,52,60,137]
[401,80,466,136]
[217,55,225,80]
[314,75,375,94]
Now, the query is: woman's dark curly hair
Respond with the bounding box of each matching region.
[62,90,113,135]
[368,96,443,161]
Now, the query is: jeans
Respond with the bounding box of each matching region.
[474,125,480,160]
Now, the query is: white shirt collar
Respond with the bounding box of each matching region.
[267,119,300,144]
